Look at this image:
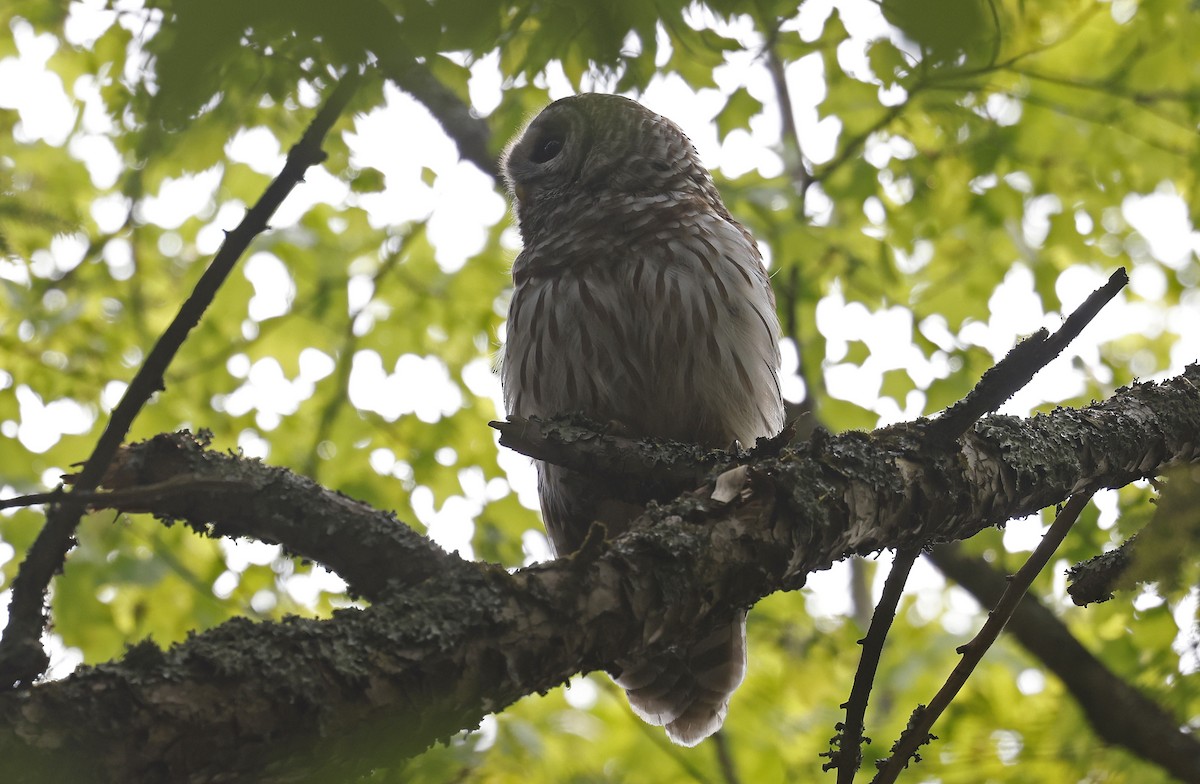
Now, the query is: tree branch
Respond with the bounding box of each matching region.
[489,413,785,499]
[874,493,1093,782]
[92,430,469,600]
[1067,461,1200,606]
[1065,533,1139,605]
[375,52,498,179]
[825,547,920,782]
[925,267,1129,446]
[762,21,812,200]
[825,545,916,782]
[0,71,362,689]
[930,542,1200,782]
[0,366,1196,782]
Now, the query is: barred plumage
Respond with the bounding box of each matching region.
[501,94,784,746]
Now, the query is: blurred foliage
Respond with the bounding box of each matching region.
[1125,465,1200,598]
[1,0,1199,781]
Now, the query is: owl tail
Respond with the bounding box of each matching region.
[613,611,747,746]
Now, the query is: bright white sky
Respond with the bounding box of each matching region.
[1,0,1199,677]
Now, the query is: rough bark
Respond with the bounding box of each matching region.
[0,366,1197,782]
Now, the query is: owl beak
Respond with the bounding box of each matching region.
[513,183,528,205]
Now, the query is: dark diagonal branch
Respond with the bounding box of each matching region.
[925,267,1129,446]
[931,542,1200,782]
[825,546,920,782]
[0,72,362,689]
[376,53,498,179]
[874,493,1093,783]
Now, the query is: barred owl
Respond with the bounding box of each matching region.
[501,94,784,746]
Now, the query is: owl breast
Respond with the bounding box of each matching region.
[503,193,783,451]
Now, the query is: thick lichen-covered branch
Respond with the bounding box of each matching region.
[0,366,1197,783]
[95,430,470,601]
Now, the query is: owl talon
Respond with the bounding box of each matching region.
[573,521,608,562]
[602,419,634,437]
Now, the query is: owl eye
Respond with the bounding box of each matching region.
[530,134,564,164]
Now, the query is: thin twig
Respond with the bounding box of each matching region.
[824,547,920,782]
[925,267,1128,446]
[0,71,363,689]
[1009,64,1200,125]
[873,493,1094,783]
[0,480,248,512]
[761,22,811,199]
[931,541,1200,781]
[762,20,821,437]
[1016,92,1193,158]
[712,729,742,784]
[811,101,910,187]
[299,223,424,478]
[0,490,64,511]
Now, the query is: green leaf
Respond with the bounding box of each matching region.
[715,87,764,141]
[880,0,998,66]
[819,395,879,431]
[350,166,387,194]
[880,367,915,402]
[866,38,909,87]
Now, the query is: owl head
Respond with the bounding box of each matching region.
[501,94,726,241]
